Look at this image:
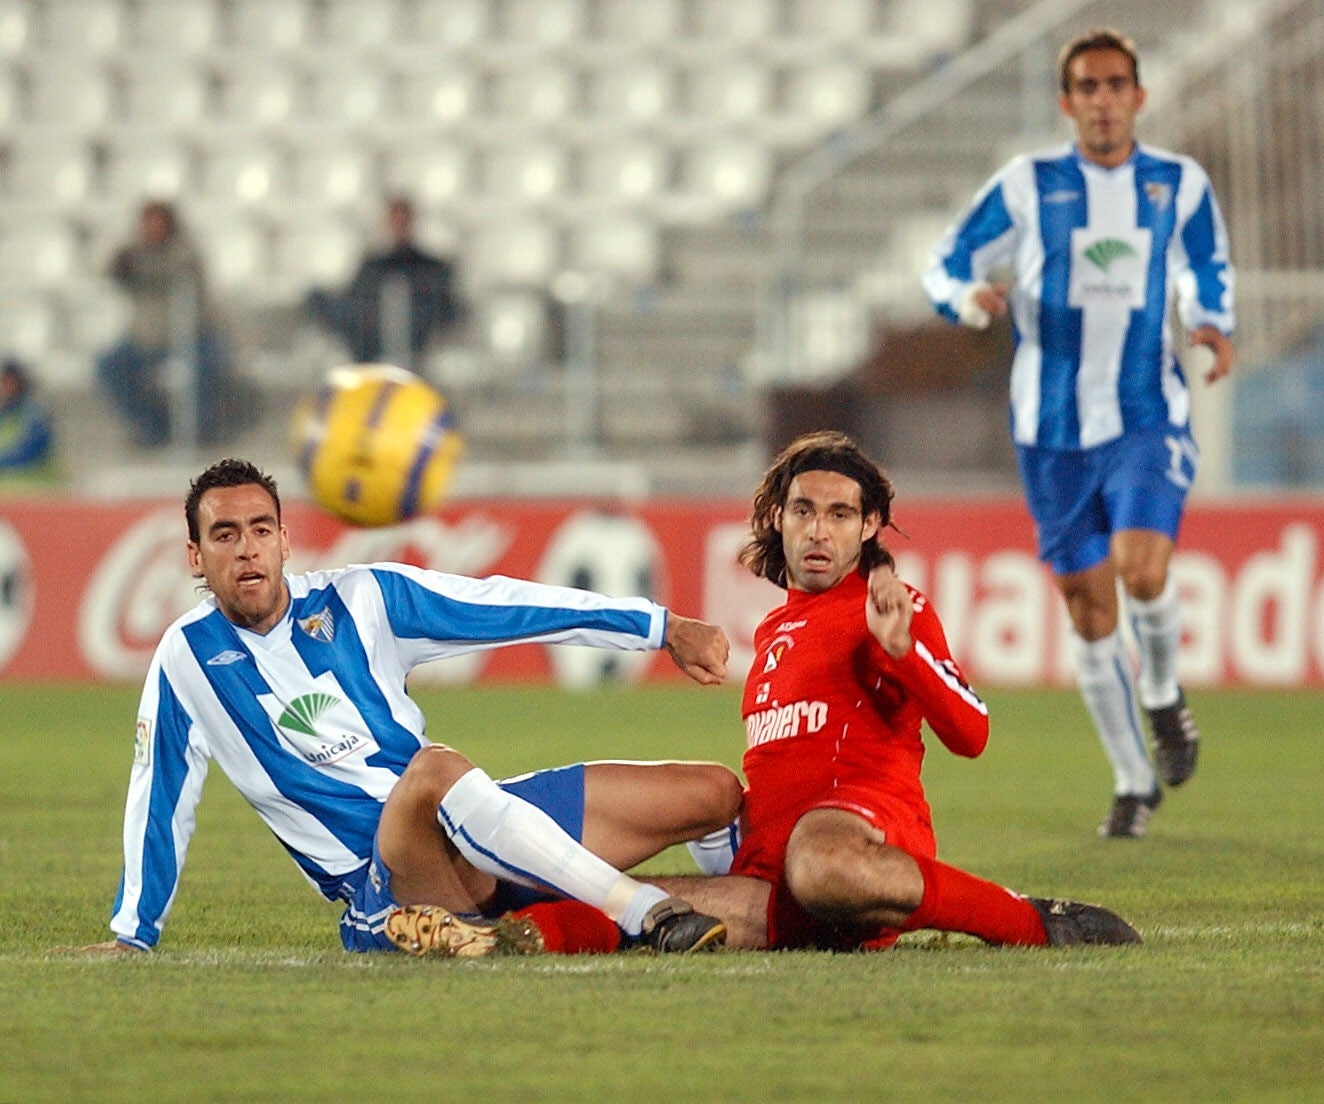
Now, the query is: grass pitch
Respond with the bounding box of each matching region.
[1,682,1320,1103]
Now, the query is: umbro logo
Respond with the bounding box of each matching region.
[207,649,247,666]
[1043,189,1080,204]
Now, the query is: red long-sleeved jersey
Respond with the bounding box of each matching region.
[731,570,989,888]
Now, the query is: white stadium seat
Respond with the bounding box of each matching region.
[384,146,472,208]
[214,65,303,129]
[479,288,550,370]
[685,61,775,122]
[198,143,287,208]
[271,218,362,300]
[691,0,779,42]
[581,141,671,203]
[289,142,378,211]
[596,0,682,44]
[118,63,211,130]
[130,0,219,56]
[490,64,579,125]
[195,215,273,296]
[413,0,490,47]
[570,216,659,284]
[304,63,390,129]
[0,289,59,359]
[39,0,125,55]
[683,143,772,209]
[482,144,570,205]
[0,220,79,290]
[226,0,311,52]
[586,63,674,123]
[320,0,402,51]
[101,138,195,203]
[468,217,559,288]
[0,0,32,60]
[23,62,117,135]
[786,0,877,40]
[395,67,481,127]
[5,140,97,210]
[498,0,585,46]
[783,64,873,128]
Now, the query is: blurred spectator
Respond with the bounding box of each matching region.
[0,357,58,484]
[96,200,243,448]
[305,196,466,375]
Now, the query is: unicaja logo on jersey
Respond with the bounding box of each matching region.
[278,692,341,736]
[1083,238,1138,273]
[276,691,368,765]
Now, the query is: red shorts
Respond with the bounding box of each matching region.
[731,786,937,950]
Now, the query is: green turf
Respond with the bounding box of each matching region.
[1,682,1320,1103]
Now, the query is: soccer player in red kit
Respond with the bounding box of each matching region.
[716,430,1142,949]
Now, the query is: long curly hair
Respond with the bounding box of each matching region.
[739,430,895,588]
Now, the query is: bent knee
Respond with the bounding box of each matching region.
[399,744,476,802]
[701,764,745,826]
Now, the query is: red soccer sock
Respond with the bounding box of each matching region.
[511,901,622,955]
[900,854,1048,946]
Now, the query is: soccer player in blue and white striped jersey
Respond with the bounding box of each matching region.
[924,29,1234,838]
[86,458,738,957]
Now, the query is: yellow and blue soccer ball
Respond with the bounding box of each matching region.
[291,364,464,527]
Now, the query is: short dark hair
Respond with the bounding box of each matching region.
[186,458,280,543]
[739,430,895,588]
[1057,28,1140,92]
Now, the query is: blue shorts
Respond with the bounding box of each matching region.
[339,763,587,952]
[1016,426,1198,576]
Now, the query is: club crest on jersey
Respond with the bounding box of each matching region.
[297,609,335,643]
[1144,182,1173,212]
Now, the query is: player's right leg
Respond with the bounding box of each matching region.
[579,759,743,871]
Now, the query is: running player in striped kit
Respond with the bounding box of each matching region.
[924,29,1235,837]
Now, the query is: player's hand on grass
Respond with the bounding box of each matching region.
[664,614,730,685]
[866,565,913,660]
[1188,325,1235,383]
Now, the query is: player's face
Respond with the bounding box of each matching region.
[1058,48,1146,169]
[775,470,881,593]
[188,483,291,634]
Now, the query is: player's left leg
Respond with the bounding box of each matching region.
[1106,427,1202,786]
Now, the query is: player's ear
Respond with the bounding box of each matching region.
[1056,89,1072,118]
[186,541,203,578]
[280,525,291,563]
[772,505,783,533]
[862,511,881,542]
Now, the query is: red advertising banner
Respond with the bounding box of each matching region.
[1,494,1322,686]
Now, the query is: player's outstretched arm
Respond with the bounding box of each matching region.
[664,614,730,686]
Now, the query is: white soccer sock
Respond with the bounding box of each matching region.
[1072,630,1157,796]
[1127,579,1182,710]
[437,767,668,936]
[685,822,741,876]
